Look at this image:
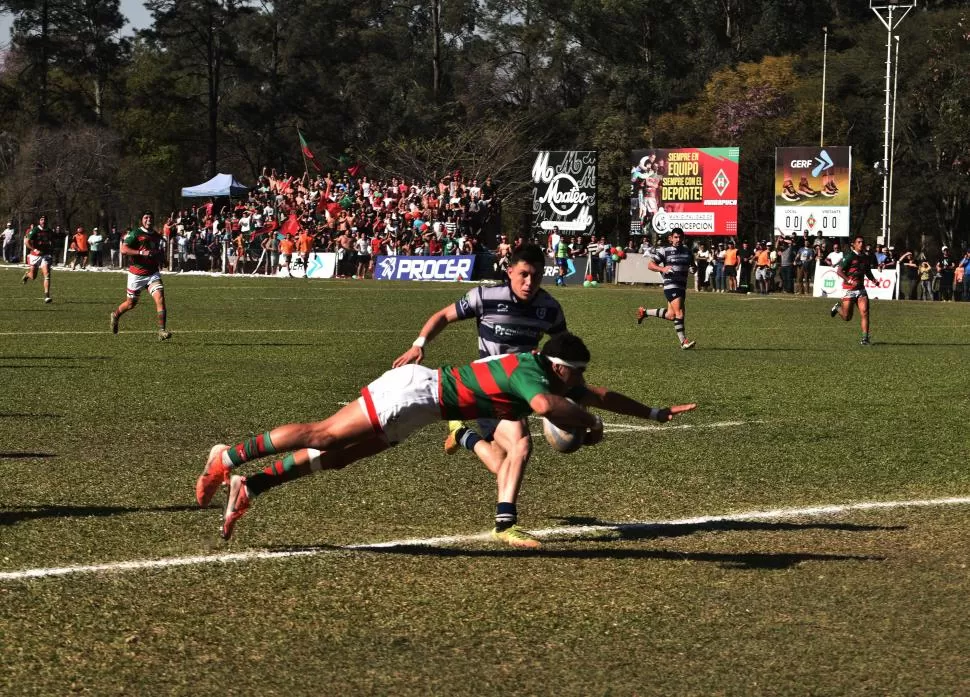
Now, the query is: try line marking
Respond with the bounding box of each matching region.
[2,495,968,582]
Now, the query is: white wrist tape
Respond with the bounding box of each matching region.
[412,336,427,348]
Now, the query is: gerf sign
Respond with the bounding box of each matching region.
[374,255,475,281]
[774,146,852,238]
[629,148,739,237]
[531,151,597,236]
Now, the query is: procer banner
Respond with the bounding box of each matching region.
[630,147,739,237]
[531,151,597,237]
[374,255,475,282]
[279,252,337,279]
[774,146,851,238]
[813,264,897,300]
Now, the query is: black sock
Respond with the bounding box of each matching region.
[495,502,517,531]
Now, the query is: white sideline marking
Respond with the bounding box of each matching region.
[2,495,968,582]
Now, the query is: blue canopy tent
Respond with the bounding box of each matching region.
[180,173,249,198]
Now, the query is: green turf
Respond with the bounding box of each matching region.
[1,266,969,696]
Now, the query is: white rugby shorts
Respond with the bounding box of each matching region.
[126,271,164,299]
[359,364,441,445]
[27,252,52,271]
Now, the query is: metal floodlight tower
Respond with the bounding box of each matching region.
[870,0,915,250]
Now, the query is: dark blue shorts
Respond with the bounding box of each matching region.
[556,258,569,269]
[664,287,686,303]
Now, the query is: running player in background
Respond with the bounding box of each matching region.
[197,332,697,543]
[22,215,55,303]
[636,227,697,349]
[390,243,566,547]
[830,234,877,346]
[110,211,172,340]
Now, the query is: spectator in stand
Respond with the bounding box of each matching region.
[754,242,771,295]
[918,259,933,300]
[354,232,371,278]
[70,226,89,270]
[896,250,918,300]
[278,234,295,274]
[737,240,754,293]
[723,240,739,292]
[795,237,815,295]
[825,241,843,267]
[958,250,970,302]
[2,220,16,263]
[106,226,121,267]
[88,227,104,268]
[232,229,247,274]
[713,242,725,292]
[694,242,711,292]
[936,247,955,302]
[778,239,795,293]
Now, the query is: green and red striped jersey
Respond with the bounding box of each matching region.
[438,352,552,421]
[839,250,875,289]
[26,225,54,255]
[124,227,162,276]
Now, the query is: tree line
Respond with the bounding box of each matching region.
[0,0,966,252]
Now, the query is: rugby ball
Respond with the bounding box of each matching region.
[542,401,586,454]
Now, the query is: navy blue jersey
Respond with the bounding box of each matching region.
[650,244,694,292]
[455,285,567,358]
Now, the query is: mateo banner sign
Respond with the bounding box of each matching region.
[531,151,597,237]
[374,255,475,282]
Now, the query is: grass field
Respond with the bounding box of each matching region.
[2,265,969,696]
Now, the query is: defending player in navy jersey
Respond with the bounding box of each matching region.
[636,227,697,349]
[829,234,877,345]
[391,243,566,547]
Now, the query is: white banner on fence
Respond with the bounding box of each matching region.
[813,265,897,300]
[278,252,337,279]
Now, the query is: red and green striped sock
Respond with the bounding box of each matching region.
[223,431,278,468]
[246,450,318,495]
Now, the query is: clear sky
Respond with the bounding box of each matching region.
[0,0,153,50]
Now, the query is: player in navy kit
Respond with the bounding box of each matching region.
[636,227,697,349]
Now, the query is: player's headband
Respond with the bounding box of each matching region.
[547,356,588,369]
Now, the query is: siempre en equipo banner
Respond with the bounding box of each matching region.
[374,255,475,282]
[629,148,739,237]
[774,146,851,238]
[531,151,597,237]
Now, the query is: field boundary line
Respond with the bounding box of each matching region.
[2,495,968,582]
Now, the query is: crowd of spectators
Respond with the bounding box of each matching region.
[162,168,501,277]
[630,230,970,301]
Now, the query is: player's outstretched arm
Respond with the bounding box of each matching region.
[391,303,460,367]
[580,384,696,423]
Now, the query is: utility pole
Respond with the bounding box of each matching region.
[870,1,915,249]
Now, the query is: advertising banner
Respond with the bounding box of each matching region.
[278,252,337,279]
[774,146,851,238]
[813,264,897,300]
[630,147,739,237]
[531,151,597,237]
[542,256,578,280]
[374,255,475,282]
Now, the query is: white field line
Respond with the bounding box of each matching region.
[2,495,968,582]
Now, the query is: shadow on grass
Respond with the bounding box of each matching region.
[552,517,904,540]
[0,452,56,458]
[872,341,970,347]
[338,544,882,570]
[0,503,200,525]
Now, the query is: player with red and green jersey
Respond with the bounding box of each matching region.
[196,332,697,544]
[829,234,878,345]
[110,211,172,340]
[22,215,55,303]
